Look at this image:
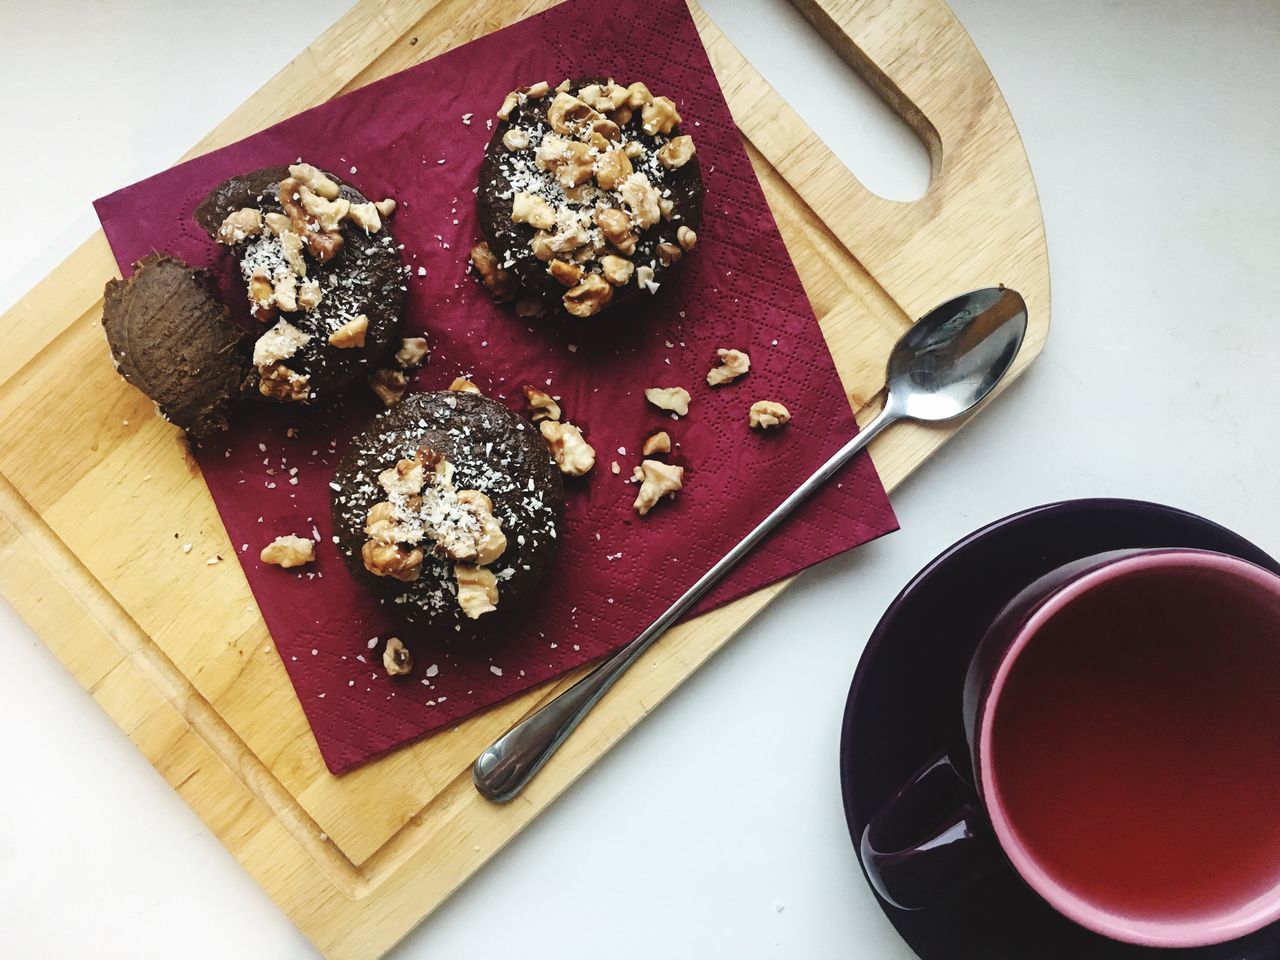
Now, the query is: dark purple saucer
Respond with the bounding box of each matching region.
[840,498,1280,959]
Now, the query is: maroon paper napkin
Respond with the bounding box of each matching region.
[94,0,897,774]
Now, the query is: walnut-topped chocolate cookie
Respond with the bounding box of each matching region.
[195,163,404,402]
[331,391,564,628]
[474,78,704,318]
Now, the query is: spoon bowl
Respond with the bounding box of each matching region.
[886,287,1027,423]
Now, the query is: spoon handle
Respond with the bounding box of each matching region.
[472,405,899,802]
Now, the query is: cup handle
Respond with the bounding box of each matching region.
[860,752,997,910]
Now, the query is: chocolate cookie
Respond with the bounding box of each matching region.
[474,78,704,318]
[331,391,564,629]
[196,163,404,402]
[102,254,252,436]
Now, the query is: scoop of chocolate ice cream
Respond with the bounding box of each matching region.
[102,254,251,436]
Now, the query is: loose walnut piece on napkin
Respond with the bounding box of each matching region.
[383,637,413,676]
[749,400,791,429]
[522,384,562,422]
[707,348,751,387]
[540,420,596,476]
[260,535,315,568]
[633,459,685,516]
[449,377,482,394]
[645,386,691,416]
[642,431,672,456]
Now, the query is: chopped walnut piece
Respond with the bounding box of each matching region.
[347,202,382,232]
[364,500,399,541]
[278,177,343,264]
[595,208,637,255]
[448,377,482,394]
[536,134,594,189]
[260,535,315,568]
[642,431,672,456]
[263,211,292,237]
[375,197,397,218]
[370,368,408,406]
[633,459,685,516]
[259,363,310,401]
[677,225,698,250]
[594,148,634,190]
[253,319,310,367]
[328,314,368,349]
[502,127,531,151]
[658,196,675,220]
[600,254,635,286]
[579,82,628,113]
[636,264,660,293]
[512,191,557,230]
[455,564,499,619]
[362,540,423,582]
[383,637,413,676]
[657,135,696,170]
[626,82,653,108]
[379,456,426,496]
[645,386,691,416]
[540,420,596,476]
[456,489,507,565]
[297,279,323,311]
[656,242,682,267]
[216,208,262,244]
[279,231,307,277]
[619,172,661,229]
[470,242,519,302]
[395,337,428,368]
[590,116,621,142]
[497,91,520,120]
[611,461,621,474]
[497,82,551,120]
[522,384,562,422]
[548,259,585,287]
[641,96,682,136]
[272,273,299,312]
[562,273,614,317]
[529,231,555,261]
[707,348,751,386]
[287,162,340,199]
[544,218,590,256]
[623,140,644,159]
[546,92,600,136]
[300,190,351,233]
[749,400,791,429]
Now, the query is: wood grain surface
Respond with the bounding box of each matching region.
[0,0,1048,956]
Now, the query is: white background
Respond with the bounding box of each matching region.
[1,1,1278,957]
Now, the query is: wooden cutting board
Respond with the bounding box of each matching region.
[0,0,1048,956]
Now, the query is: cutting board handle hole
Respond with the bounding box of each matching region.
[702,0,933,201]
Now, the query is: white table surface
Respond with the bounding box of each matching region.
[1,1,1277,956]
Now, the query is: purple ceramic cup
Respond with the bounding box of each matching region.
[862,547,1280,947]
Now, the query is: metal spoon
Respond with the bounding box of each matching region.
[473,286,1029,803]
